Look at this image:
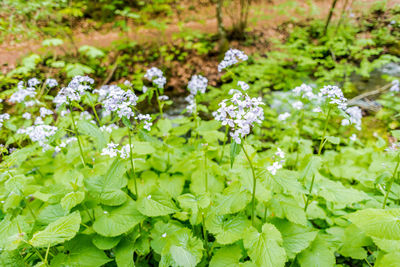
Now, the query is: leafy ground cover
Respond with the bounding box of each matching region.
[1,1,400,267]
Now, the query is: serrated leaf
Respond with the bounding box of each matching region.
[29,212,81,247]
[93,199,145,237]
[375,251,400,267]
[115,239,135,267]
[210,245,242,267]
[61,191,85,212]
[137,191,179,217]
[213,181,251,215]
[243,224,287,267]
[206,213,249,244]
[298,234,335,267]
[326,136,340,145]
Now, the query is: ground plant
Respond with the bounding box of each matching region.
[1,1,400,267]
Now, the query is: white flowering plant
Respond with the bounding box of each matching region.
[1,48,400,267]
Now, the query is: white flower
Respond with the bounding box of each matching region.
[350,134,357,141]
[318,85,347,110]
[22,112,31,120]
[0,113,10,128]
[342,106,362,130]
[292,84,316,100]
[292,101,303,110]
[185,94,196,114]
[142,86,148,93]
[188,75,208,95]
[276,148,285,159]
[214,91,264,143]
[100,124,118,133]
[34,117,44,125]
[136,114,152,131]
[9,81,37,103]
[162,233,167,238]
[124,80,132,87]
[119,144,132,159]
[144,67,166,89]
[218,49,248,72]
[158,95,169,101]
[267,162,282,175]
[53,76,94,107]
[28,78,41,87]
[278,112,290,121]
[237,81,250,91]
[101,142,119,158]
[45,78,58,88]
[102,86,138,119]
[228,89,241,95]
[313,107,322,113]
[390,80,399,92]
[18,124,58,148]
[39,107,53,118]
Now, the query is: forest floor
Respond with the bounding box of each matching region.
[0,0,390,73]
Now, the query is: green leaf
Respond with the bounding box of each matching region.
[64,63,93,78]
[230,141,241,168]
[61,191,85,212]
[85,159,128,206]
[29,211,81,247]
[210,245,243,267]
[93,199,145,237]
[0,215,30,250]
[77,120,106,150]
[213,181,251,215]
[339,224,371,259]
[51,235,111,267]
[150,221,183,255]
[375,251,400,267]
[206,213,249,245]
[243,224,287,267]
[391,130,400,139]
[92,235,121,250]
[162,228,204,267]
[137,191,179,217]
[133,141,155,155]
[326,136,340,145]
[115,238,135,267]
[298,234,335,267]
[178,193,210,225]
[347,208,400,251]
[42,38,64,47]
[79,45,105,59]
[157,119,172,134]
[272,219,317,259]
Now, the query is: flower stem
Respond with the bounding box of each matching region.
[383,152,400,209]
[204,150,208,192]
[242,142,257,226]
[154,89,163,118]
[69,104,86,167]
[304,106,332,212]
[219,126,229,163]
[128,128,138,199]
[201,211,210,260]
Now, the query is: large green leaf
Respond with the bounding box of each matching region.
[115,239,135,267]
[206,213,249,245]
[85,159,128,206]
[137,190,179,217]
[61,191,85,212]
[297,234,335,267]
[92,235,121,250]
[29,211,81,247]
[272,219,317,259]
[93,199,145,237]
[51,235,111,267]
[162,228,204,267]
[210,245,243,267]
[0,215,30,250]
[243,224,287,267]
[213,181,251,215]
[77,120,106,150]
[178,193,210,225]
[375,252,400,267]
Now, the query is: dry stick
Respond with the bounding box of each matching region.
[323,0,339,36]
[348,83,392,105]
[101,53,121,87]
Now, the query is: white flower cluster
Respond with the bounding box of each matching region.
[93,85,118,102]
[278,112,290,121]
[390,80,399,92]
[22,112,31,120]
[185,75,209,114]
[158,95,169,101]
[101,142,134,159]
[292,101,304,110]
[292,84,317,100]
[341,106,362,130]
[267,148,285,175]
[136,114,152,131]
[54,137,77,153]
[53,76,94,107]
[318,85,347,110]
[0,113,10,128]
[218,49,248,72]
[17,124,58,149]
[187,75,208,95]
[9,81,37,104]
[45,78,58,88]
[213,89,264,144]
[39,107,53,118]
[102,86,138,119]
[144,67,166,89]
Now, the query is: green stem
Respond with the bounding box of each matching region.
[219,126,229,163]
[91,104,101,126]
[383,152,400,209]
[69,104,86,167]
[155,89,163,118]
[25,198,37,221]
[204,150,208,192]
[304,106,332,212]
[201,211,210,260]
[128,128,138,199]
[242,142,257,227]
